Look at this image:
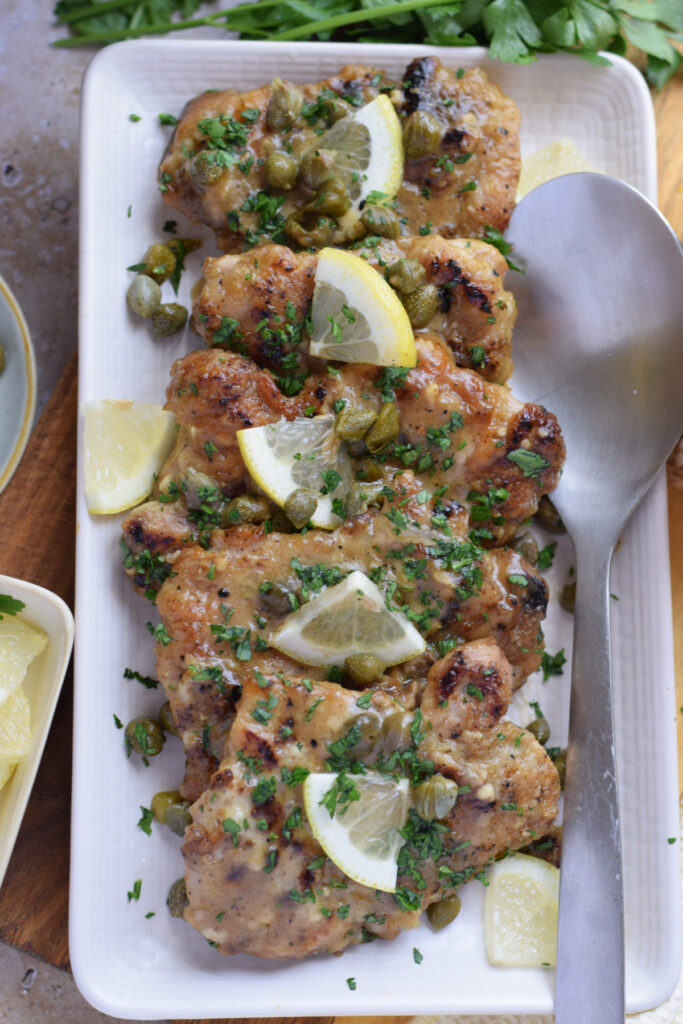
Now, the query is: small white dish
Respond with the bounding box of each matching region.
[0,575,74,889]
[0,275,36,496]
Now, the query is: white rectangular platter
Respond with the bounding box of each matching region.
[72,39,680,1020]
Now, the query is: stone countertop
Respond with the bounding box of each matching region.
[0,2,91,417]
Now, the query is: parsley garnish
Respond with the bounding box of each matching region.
[507,448,550,478]
[541,648,566,681]
[0,594,25,620]
[137,806,154,836]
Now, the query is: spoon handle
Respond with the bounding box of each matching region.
[554,539,624,1022]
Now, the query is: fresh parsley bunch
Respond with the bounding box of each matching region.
[53,0,683,87]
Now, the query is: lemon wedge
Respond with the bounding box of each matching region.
[236,414,351,530]
[83,399,176,515]
[0,685,31,761]
[303,770,409,892]
[269,569,425,667]
[310,94,403,207]
[517,139,598,200]
[309,247,415,366]
[484,852,560,967]
[0,758,15,790]
[0,616,47,706]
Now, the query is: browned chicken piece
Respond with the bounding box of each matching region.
[193,237,515,382]
[120,335,562,561]
[149,484,547,800]
[181,638,559,959]
[159,58,519,251]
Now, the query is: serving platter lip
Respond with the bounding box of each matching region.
[70,38,677,1020]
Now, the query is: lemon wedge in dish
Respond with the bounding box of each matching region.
[303,770,409,892]
[236,414,351,530]
[517,139,597,200]
[309,247,415,366]
[484,852,560,967]
[269,569,425,667]
[83,399,176,515]
[0,615,47,706]
[0,685,31,761]
[311,94,404,207]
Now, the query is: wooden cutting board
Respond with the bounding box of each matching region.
[0,69,681,1024]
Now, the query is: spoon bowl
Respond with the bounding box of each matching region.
[505,172,683,1023]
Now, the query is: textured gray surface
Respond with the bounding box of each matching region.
[0,1,90,418]
[0,941,165,1023]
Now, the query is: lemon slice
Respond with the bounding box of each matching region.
[0,758,16,790]
[517,139,598,200]
[83,399,176,515]
[269,569,425,667]
[303,770,409,892]
[484,852,560,967]
[0,616,47,706]
[309,247,416,366]
[0,685,31,761]
[236,414,351,530]
[310,94,403,207]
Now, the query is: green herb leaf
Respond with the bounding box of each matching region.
[0,594,25,620]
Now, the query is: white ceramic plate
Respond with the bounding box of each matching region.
[0,575,74,889]
[0,275,36,497]
[71,40,680,1020]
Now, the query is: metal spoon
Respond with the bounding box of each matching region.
[505,173,683,1023]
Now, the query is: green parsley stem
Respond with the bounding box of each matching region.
[53,0,454,46]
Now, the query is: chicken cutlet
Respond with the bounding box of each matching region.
[193,237,516,383]
[159,57,519,251]
[146,479,548,800]
[121,332,562,561]
[181,638,559,959]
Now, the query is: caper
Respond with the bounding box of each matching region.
[285,213,335,250]
[141,243,176,284]
[346,481,384,518]
[298,148,337,191]
[266,78,304,130]
[259,580,295,617]
[335,406,378,441]
[535,494,566,533]
[322,96,349,123]
[386,258,426,296]
[283,488,318,528]
[402,110,442,159]
[167,877,188,918]
[264,150,298,191]
[266,507,297,534]
[526,716,550,745]
[360,205,400,239]
[126,274,162,318]
[151,789,183,824]
[427,893,462,930]
[221,493,271,526]
[354,458,385,482]
[403,284,439,328]
[159,699,178,736]
[152,302,188,337]
[165,799,193,836]
[344,712,381,758]
[553,748,567,789]
[307,176,350,218]
[412,774,459,819]
[379,710,414,752]
[190,150,225,190]
[510,531,539,564]
[365,402,399,453]
[560,580,576,614]
[344,653,385,686]
[183,467,222,510]
[125,716,165,758]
